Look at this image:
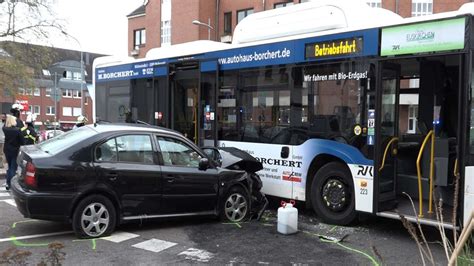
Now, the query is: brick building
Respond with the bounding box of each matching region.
[127,0,470,58]
[0,41,105,131]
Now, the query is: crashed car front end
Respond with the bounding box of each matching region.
[218,169,268,221]
[204,146,268,221]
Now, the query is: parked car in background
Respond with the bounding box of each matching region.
[11,123,267,238]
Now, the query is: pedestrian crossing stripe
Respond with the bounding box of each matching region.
[0,199,16,207]
[132,238,177,253]
[0,192,10,197]
[101,231,139,243]
[178,248,214,262]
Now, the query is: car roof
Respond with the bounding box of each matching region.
[89,123,183,137]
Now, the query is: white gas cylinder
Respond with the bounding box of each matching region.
[277,201,298,235]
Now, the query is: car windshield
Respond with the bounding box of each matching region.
[38,127,96,155]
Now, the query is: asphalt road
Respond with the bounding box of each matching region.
[0,183,453,265]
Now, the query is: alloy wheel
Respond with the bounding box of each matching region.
[81,202,110,237]
[224,193,248,222]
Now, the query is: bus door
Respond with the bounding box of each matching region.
[169,62,200,143]
[199,59,219,147]
[153,65,169,127]
[376,62,401,208]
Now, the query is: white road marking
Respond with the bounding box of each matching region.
[0,192,10,197]
[0,199,16,207]
[132,238,177,253]
[101,231,139,243]
[0,231,74,243]
[178,248,214,262]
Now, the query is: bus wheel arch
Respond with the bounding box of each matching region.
[308,159,357,225]
[305,154,345,210]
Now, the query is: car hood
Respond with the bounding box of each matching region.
[217,147,263,173]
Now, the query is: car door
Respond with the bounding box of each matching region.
[156,135,219,214]
[95,134,161,217]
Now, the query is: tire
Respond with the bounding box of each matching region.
[72,195,116,239]
[220,186,250,223]
[311,162,356,225]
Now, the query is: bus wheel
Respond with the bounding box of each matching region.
[311,162,356,225]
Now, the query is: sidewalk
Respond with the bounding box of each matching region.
[0,163,6,181]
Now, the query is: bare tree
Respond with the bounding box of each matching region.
[0,0,65,42]
[0,0,65,97]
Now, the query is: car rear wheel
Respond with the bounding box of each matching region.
[311,162,357,225]
[220,186,249,223]
[72,195,116,238]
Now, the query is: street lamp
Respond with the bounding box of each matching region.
[61,31,84,117]
[192,18,214,40]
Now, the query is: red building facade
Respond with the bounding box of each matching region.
[0,42,104,131]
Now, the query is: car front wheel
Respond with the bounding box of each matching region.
[220,186,249,223]
[72,195,116,238]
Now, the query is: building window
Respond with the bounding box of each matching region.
[18,88,34,95]
[33,88,40,96]
[32,105,40,115]
[134,28,146,47]
[73,107,82,116]
[412,0,433,17]
[408,106,418,133]
[161,0,171,46]
[62,107,72,116]
[366,0,382,8]
[224,12,232,35]
[74,72,81,80]
[62,89,72,98]
[237,9,254,24]
[73,90,82,98]
[161,20,171,46]
[45,88,51,96]
[274,2,294,8]
[46,106,55,115]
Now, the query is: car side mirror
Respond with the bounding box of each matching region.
[198,158,210,170]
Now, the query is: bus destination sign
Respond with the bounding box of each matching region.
[305,37,363,59]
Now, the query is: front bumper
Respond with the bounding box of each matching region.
[250,191,268,220]
[10,177,76,222]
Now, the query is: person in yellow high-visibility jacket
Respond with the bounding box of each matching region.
[21,112,38,145]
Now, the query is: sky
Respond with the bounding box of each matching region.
[54,0,144,57]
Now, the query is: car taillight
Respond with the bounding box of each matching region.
[25,162,37,188]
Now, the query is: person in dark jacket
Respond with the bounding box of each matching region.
[3,115,24,190]
[10,103,24,128]
[21,112,38,145]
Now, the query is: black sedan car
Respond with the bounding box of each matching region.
[11,123,266,238]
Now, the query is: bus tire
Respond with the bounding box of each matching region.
[311,162,356,225]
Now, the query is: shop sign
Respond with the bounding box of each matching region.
[381,17,465,56]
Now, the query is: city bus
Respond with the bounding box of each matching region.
[93,1,474,229]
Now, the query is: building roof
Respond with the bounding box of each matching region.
[127,4,145,18]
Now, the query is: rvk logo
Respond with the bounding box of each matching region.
[282,171,302,182]
[357,165,373,178]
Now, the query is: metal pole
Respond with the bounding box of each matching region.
[80,50,84,116]
[208,18,211,40]
[54,73,57,136]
